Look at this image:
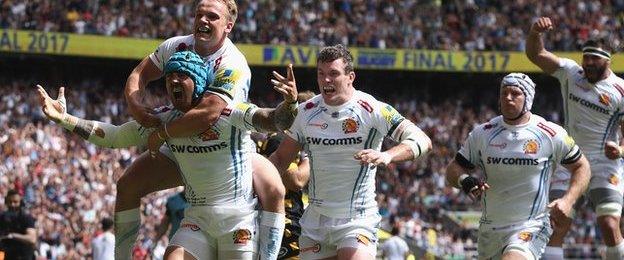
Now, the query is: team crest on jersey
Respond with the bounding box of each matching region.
[304,101,318,110]
[523,139,540,154]
[609,174,620,185]
[356,234,371,245]
[518,231,532,242]
[599,93,611,106]
[199,127,220,141]
[342,118,360,134]
[233,229,252,245]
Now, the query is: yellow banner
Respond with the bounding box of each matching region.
[3,29,624,72]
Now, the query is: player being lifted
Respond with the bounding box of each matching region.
[269,44,432,260]
[36,51,298,259]
[526,17,624,260]
[118,1,287,259]
[446,73,590,260]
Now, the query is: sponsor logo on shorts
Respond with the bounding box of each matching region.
[180,223,200,231]
[523,139,540,154]
[233,229,252,245]
[301,243,321,253]
[199,128,220,141]
[278,247,288,258]
[609,174,619,185]
[356,234,371,246]
[342,118,359,134]
[518,231,532,242]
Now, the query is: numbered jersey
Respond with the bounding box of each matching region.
[286,91,410,218]
[458,115,581,226]
[553,58,624,161]
[111,103,260,207]
[149,35,251,103]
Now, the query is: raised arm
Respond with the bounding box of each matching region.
[251,64,299,132]
[525,17,561,74]
[37,85,147,148]
[125,56,164,127]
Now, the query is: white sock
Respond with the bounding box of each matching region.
[606,241,624,260]
[258,211,285,260]
[542,246,564,260]
[115,208,140,260]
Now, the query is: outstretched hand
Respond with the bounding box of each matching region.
[271,64,298,103]
[36,85,67,123]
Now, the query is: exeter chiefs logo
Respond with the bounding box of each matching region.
[233,229,252,245]
[199,128,219,141]
[609,174,619,185]
[599,93,611,106]
[523,139,540,154]
[518,231,533,242]
[342,118,359,134]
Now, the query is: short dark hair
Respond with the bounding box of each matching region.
[101,217,114,231]
[317,44,354,73]
[6,189,19,198]
[583,38,614,53]
[391,226,400,236]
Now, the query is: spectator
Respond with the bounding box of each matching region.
[381,226,410,260]
[0,189,37,260]
[91,217,114,260]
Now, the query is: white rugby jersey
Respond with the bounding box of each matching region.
[286,91,413,218]
[553,58,624,161]
[95,103,260,208]
[457,115,581,226]
[149,35,251,103]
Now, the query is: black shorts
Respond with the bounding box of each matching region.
[278,219,301,260]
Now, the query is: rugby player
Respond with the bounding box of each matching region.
[446,73,590,260]
[269,45,432,259]
[36,51,297,259]
[120,1,287,259]
[526,17,624,260]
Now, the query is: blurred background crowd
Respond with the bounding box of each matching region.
[1,0,621,259]
[2,0,624,51]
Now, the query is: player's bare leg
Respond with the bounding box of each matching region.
[337,247,374,260]
[502,251,532,260]
[164,246,198,260]
[115,152,183,259]
[252,153,286,259]
[543,217,572,260]
[598,215,624,259]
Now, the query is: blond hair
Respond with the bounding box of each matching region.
[196,0,238,23]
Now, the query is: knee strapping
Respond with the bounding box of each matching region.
[596,202,622,217]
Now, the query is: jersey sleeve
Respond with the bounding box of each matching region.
[148,37,179,72]
[373,101,406,137]
[285,105,306,145]
[224,102,259,131]
[206,67,251,103]
[457,128,482,169]
[551,58,580,89]
[550,122,582,165]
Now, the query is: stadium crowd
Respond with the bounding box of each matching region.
[2,0,624,51]
[0,77,605,258]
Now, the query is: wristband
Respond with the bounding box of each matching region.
[457,174,469,188]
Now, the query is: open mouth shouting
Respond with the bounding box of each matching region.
[322,85,336,95]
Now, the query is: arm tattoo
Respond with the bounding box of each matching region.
[73,118,95,140]
[252,108,278,133]
[272,101,297,131]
